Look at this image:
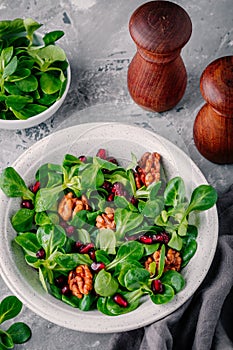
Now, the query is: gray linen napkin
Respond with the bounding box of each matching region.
[110,185,233,350]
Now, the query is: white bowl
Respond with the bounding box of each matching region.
[0,122,218,333]
[0,64,71,130]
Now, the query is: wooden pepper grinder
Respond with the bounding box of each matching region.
[193,56,233,164]
[127,1,192,112]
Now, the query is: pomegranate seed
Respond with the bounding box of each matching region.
[102,181,112,192]
[21,200,34,209]
[96,148,107,159]
[54,275,66,288]
[88,249,96,261]
[112,182,123,195]
[66,225,75,236]
[30,181,40,193]
[152,232,170,244]
[78,242,95,254]
[75,241,84,251]
[78,155,87,162]
[130,196,138,206]
[107,157,118,165]
[36,248,46,259]
[138,235,153,244]
[111,184,117,193]
[112,183,128,197]
[151,279,164,294]
[61,284,71,296]
[107,193,115,202]
[113,293,128,308]
[91,262,106,273]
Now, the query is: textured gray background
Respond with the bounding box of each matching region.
[0,0,233,349]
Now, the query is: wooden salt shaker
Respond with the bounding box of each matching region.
[193,56,233,164]
[127,1,192,112]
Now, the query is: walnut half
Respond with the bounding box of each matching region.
[58,192,90,221]
[136,152,161,188]
[145,248,182,276]
[68,264,93,299]
[96,207,116,229]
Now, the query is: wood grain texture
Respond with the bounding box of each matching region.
[200,56,233,116]
[194,104,233,164]
[193,56,233,164]
[127,1,192,112]
[127,52,187,112]
[129,1,192,54]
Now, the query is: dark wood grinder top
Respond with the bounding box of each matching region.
[200,55,233,116]
[129,0,192,55]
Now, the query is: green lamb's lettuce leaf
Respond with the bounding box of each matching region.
[161,270,185,294]
[14,232,41,257]
[36,224,66,256]
[94,269,119,297]
[96,229,116,255]
[0,296,22,324]
[43,31,64,46]
[124,267,150,291]
[24,18,42,45]
[186,184,218,214]
[6,322,31,344]
[0,167,34,200]
[150,284,174,304]
[164,176,186,207]
[35,185,64,212]
[114,208,143,240]
[106,241,144,270]
[6,95,33,110]
[0,18,25,37]
[54,253,92,270]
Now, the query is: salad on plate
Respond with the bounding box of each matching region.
[0,148,217,316]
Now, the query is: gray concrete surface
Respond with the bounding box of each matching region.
[0,0,232,349]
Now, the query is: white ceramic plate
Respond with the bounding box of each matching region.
[0,122,218,333]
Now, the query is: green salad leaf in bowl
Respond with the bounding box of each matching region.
[0,18,70,129]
